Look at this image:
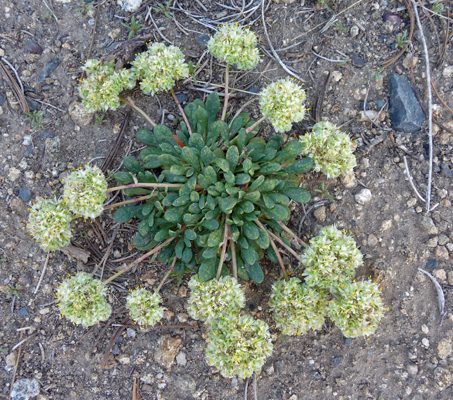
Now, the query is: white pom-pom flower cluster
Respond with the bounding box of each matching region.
[78,59,136,112]
[126,288,163,326]
[208,24,260,70]
[328,281,386,338]
[63,165,108,219]
[302,225,363,290]
[131,42,189,95]
[300,121,356,178]
[57,272,112,327]
[269,278,329,335]
[259,79,307,133]
[187,275,245,322]
[27,199,72,251]
[206,313,273,378]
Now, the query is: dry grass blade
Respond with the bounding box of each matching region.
[313,70,332,123]
[133,376,141,400]
[0,59,29,113]
[10,323,25,397]
[79,1,100,83]
[33,252,50,295]
[102,316,130,368]
[101,112,130,173]
[60,245,90,263]
[418,268,446,325]
[431,79,453,115]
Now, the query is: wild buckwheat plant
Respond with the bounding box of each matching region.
[187,275,245,322]
[208,24,260,70]
[126,288,163,326]
[300,121,356,178]
[259,79,307,133]
[328,280,386,338]
[63,165,108,219]
[27,199,72,252]
[56,272,112,327]
[78,59,136,112]
[302,225,363,290]
[206,313,273,378]
[131,42,189,95]
[269,278,329,335]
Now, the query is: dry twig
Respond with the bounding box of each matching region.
[33,252,50,295]
[418,268,446,325]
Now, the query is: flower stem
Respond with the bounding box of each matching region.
[255,220,301,260]
[103,193,157,210]
[268,235,289,281]
[103,237,175,285]
[230,237,237,280]
[216,220,230,280]
[245,116,266,133]
[119,96,157,127]
[277,221,309,248]
[221,64,230,122]
[170,88,193,136]
[106,183,184,193]
[155,257,177,293]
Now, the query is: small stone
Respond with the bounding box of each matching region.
[442,66,453,79]
[382,13,401,27]
[266,365,274,375]
[441,163,452,176]
[8,167,21,182]
[418,216,438,234]
[361,158,370,169]
[117,0,142,12]
[18,307,29,316]
[331,71,342,82]
[350,25,359,38]
[448,272,453,285]
[331,356,343,367]
[350,54,365,68]
[163,310,174,321]
[175,92,188,103]
[407,364,418,376]
[25,39,43,54]
[177,313,189,323]
[17,188,31,202]
[127,328,136,338]
[421,324,429,334]
[6,352,16,367]
[340,173,356,188]
[175,374,196,393]
[355,189,372,204]
[434,367,452,390]
[435,246,449,260]
[10,379,40,400]
[426,237,438,247]
[231,377,238,388]
[0,48,5,57]
[39,307,50,315]
[196,34,211,49]
[68,101,94,126]
[438,235,449,246]
[422,338,430,348]
[403,54,418,69]
[289,396,298,400]
[433,269,447,283]
[344,337,353,346]
[176,352,187,366]
[45,136,60,155]
[425,259,437,269]
[38,59,60,83]
[179,286,188,297]
[108,29,121,40]
[437,339,452,359]
[437,189,448,199]
[117,354,130,364]
[111,345,120,355]
[407,198,417,207]
[314,206,326,222]
[368,234,378,247]
[381,220,392,231]
[154,335,182,369]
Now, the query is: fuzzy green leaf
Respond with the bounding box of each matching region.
[218,197,237,214]
[206,92,220,124]
[284,158,314,174]
[113,205,142,223]
[113,172,134,184]
[123,156,144,175]
[246,262,264,283]
[243,221,260,240]
[198,257,217,281]
[136,128,156,146]
[226,146,239,171]
[282,187,311,203]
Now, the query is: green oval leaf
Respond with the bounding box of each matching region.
[281,187,311,203]
[246,262,264,283]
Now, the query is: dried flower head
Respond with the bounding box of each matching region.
[259,79,307,133]
[208,24,260,70]
[28,199,72,252]
[206,313,273,378]
[187,275,245,322]
[79,59,136,112]
[126,288,163,326]
[328,280,385,338]
[131,42,189,95]
[302,225,363,290]
[300,121,356,178]
[63,165,108,219]
[57,272,112,327]
[269,278,329,335]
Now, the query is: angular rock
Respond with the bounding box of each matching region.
[425,259,437,269]
[68,101,94,126]
[196,34,210,49]
[11,379,40,400]
[154,335,181,369]
[435,246,449,260]
[418,216,438,234]
[389,73,425,133]
[17,188,31,202]
[314,206,326,222]
[25,39,43,54]
[176,351,187,366]
[175,374,196,393]
[45,136,60,155]
[38,59,60,83]
[434,367,452,390]
[340,173,356,188]
[437,339,452,359]
[0,93,5,105]
[368,234,378,247]
[8,167,21,182]
[350,54,365,68]
[355,189,372,204]
[117,0,142,12]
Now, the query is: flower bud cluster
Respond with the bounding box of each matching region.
[328,281,386,338]
[187,275,245,322]
[259,79,307,133]
[78,59,136,112]
[269,278,329,335]
[206,313,273,378]
[63,165,108,219]
[131,42,189,95]
[208,24,260,70]
[302,225,363,290]
[57,272,112,327]
[300,121,356,178]
[27,199,72,252]
[126,288,163,326]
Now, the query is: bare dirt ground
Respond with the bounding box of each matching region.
[1,0,453,399]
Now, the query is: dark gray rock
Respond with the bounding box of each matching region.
[0,93,5,105]
[45,136,60,155]
[24,144,34,157]
[196,34,210,48]
[17,188,31,202]
[389,73,425,133]
[382,13,402,27]
[18,307,29,316]
[350,54,365,67]
[38,59,60,82]
[111,344,120,355]
[176,92,188,103]
[25,39,43,54]
[25,97,40,112]
[441,163,452,176]
[38,130,55,142]
[426,259,438,270]
[175,374,196,393]
[332,356,343,367]
[376,99,386,108]
[11,378,40,400]
[344,337,353,346]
